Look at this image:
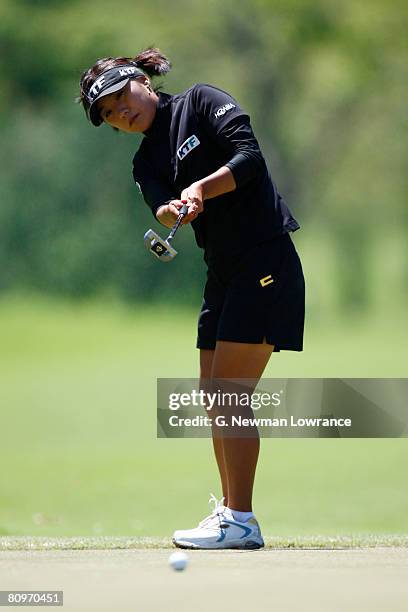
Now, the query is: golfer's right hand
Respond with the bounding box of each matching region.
[156,200,198,227]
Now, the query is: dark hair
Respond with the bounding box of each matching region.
[78,46,171,125]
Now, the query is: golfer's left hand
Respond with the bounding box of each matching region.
[180,183,204,224]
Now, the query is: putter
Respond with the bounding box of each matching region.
[144,203,189,262]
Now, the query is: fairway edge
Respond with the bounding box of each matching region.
[1,535,407,551]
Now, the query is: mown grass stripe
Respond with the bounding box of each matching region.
[1,535,407,551]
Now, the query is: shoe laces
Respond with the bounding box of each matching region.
[198,493,225,528]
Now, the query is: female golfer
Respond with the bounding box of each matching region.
[79,47,305,550]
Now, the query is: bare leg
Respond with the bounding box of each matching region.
[200,349,228,505]
[211,340,274,512]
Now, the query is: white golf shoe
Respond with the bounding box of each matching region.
[172,494,264,550]
[197,493,226,528]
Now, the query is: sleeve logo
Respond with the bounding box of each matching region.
[214,103,236,119]
[177,135,201,160]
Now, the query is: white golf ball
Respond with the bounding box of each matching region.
[169,551,188,571]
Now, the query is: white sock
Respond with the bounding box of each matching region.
[228,508,254,523]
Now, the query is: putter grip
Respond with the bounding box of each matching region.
[167,204,189,243]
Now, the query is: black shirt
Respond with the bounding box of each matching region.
[133,83,299,276]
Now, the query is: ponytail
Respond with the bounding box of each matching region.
[132,47,172,78]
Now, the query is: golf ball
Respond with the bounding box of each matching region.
[169,551,188,571]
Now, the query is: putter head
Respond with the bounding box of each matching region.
[143,229,178,262]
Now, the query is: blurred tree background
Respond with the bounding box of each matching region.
[1,0,408,540]
[0,0,407,314]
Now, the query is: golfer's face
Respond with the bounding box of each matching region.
[97,78,157,133]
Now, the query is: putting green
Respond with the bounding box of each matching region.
[1,545,407,612]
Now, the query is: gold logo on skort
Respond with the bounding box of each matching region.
[260,275,274,287]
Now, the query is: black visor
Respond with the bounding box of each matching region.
[86,64,146,126]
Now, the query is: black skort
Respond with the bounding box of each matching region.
[197,233,305,352]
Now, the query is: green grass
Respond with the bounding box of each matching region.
[1,535,407,551]
[0,293,407,538]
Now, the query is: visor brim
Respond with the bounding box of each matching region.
[88,78,130,127]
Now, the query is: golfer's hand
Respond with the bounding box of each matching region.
[180,183,204,224]
[155,202,184,228]
[161,196,200,226]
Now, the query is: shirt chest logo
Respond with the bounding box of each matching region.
[177,135,200,160]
